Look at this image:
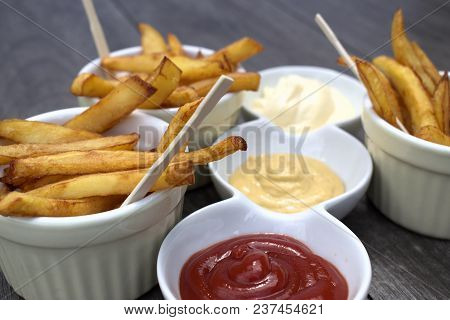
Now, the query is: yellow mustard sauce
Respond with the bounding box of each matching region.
[229,153,345,213]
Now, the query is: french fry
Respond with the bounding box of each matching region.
[432,73,450,135]
[102,55,228,83]
[0,133,138,165]
[191,72,260,97]
[167,33,184,56]
[138,57,182,109]
[6,136,246,179]
[0,185,9,201]
[27,161,194,200]
[0,192,124,217]
[163,86,199,107]
[207,37,263,64]
[65,76,155,133]
[157,98,203,152]
[391,9,436,95]
[0,119,101,144]
[355,58,404,127]
[20,175,79,192]
[373,55,439,134]
[411,41,441,85]
[139,23,167,54]
[101,54,163,73]
[71,71,260,107]
[162,72,260,107]
[71,73,117,98]
[173,56,230,83]
[416,125,450,146]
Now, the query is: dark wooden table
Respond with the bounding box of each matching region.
[0,0,449,300]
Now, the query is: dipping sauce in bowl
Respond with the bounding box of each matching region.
[229,154,344,213]
[251,75,354,134]
[180,233,348,300]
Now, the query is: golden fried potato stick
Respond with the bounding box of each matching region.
[27,161,194,199]
[0,192,124,217]
[416,125,450,147]
[411,42,441,85]
[138,57,182,109]
[20,175,79,192]
[163,72,260,107]
[139,22,167,54]
[163,86,199,107]
[354,58,404,127]
[0,185,9,201]
[0,133,138,165]
[157,98,203,153]
[191,72,260,97]
[373,55,439,134]
[71,73,118,97]
[0,119,101,144]
[167,33,184,56]
[65,76,155,133]
[6,136,247,179]
[391,9,437,95]
[70,58,181,108]
[102,54,228,83]
[207,37,263,64]
[432,73,450,135]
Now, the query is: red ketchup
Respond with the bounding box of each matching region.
[180,234,348,300]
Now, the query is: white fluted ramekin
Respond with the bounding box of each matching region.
[362,99,450,239]
[0,107,187,299]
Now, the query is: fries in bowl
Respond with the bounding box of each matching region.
[0,67,247,217]
[71,22,262,108]
[338,9,449,147]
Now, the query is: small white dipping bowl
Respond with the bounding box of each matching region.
[362,98,450,239]
[0,108,188,299]
[157,120,372,300]
[78,45,245,148]
[157,192,372,300]
[239,66,366,137]
[209,119,372,220]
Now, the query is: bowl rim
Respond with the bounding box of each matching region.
[363,98,450,155]
[0,107,181,230]
[241,65,365,131]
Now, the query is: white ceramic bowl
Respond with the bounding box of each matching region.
[0,108,187,299]
[157,194,372,300]
[157,120,372,300]
[78,45,245,148]
[209,119,372,220]
[239,66,366,137]
[362,98,450,239]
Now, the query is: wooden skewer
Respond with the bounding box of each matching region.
[82,0,110,59]
[315,14,359,79]
[121,75,234,207]
[315,13,409,134]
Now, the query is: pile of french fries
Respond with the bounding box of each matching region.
[71,22,263,108]
[0,60,247,217]
[340,9,449,146]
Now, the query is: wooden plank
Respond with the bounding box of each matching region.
[274,0,450,68]
[0,0,137,119]
[112,0,354,70]
[344,198,450,300]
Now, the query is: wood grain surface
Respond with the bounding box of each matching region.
[0,0,449,300]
